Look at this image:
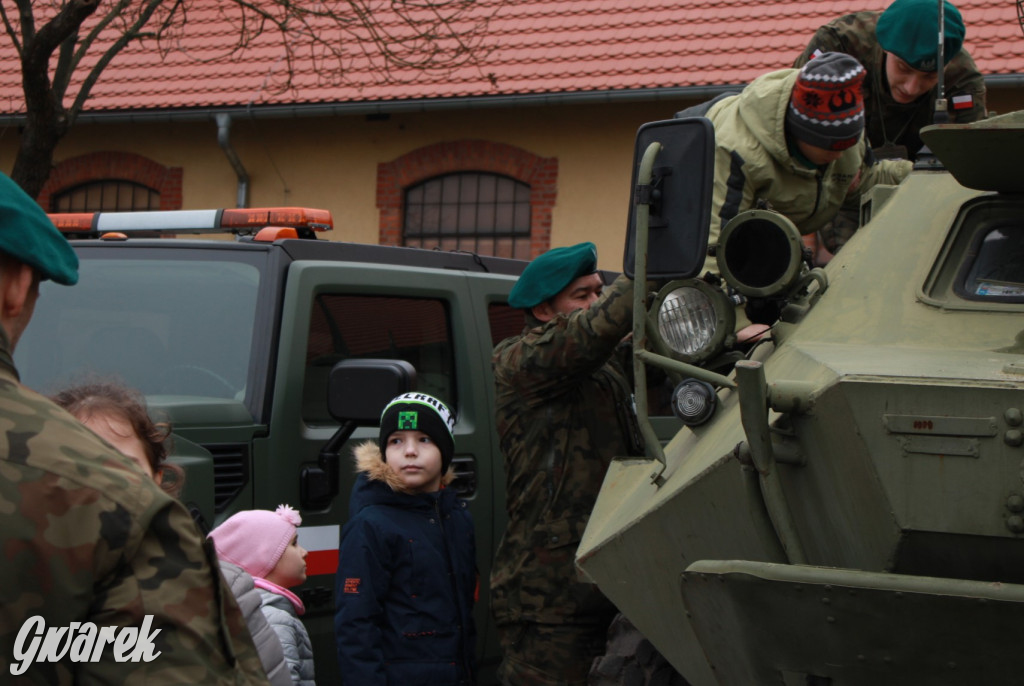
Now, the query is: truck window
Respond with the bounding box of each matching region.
[488,302,524,346]
[303,294,456,424]
[18,253,261,400]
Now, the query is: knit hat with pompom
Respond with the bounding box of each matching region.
[208,504,302,579]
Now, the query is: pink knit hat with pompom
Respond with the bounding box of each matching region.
[208,504,302,579]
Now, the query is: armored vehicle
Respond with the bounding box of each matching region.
[576,112,1024,685]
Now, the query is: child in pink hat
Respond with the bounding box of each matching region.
[209,505,315,685]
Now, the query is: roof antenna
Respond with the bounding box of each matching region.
[933,0,950,124]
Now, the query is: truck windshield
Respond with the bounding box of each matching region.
[17,247,263,402]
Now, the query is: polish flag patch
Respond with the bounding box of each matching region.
[951,94,974,110]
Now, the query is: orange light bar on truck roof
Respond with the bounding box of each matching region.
[48,207,333,238]
[221,208,333,232]
[49,213,96,235]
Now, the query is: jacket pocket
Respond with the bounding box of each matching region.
[537,514,587,550]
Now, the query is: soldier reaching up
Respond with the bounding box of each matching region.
[490,242,647,685]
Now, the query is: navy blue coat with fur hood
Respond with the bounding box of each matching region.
[334,441,477,685]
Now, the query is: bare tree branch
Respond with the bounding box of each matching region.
[0,2,26,58]
[68,0,178,120]
[3,0,504,196]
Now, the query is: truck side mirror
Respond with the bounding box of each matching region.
[326,358,417,423]
[301,359,417,510]
[623,117,715,280]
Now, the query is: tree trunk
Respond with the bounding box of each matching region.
[10,0,98,197]
[10,113,65,200]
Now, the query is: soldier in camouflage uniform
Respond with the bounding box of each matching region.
[0,172,269,685]
[490,242,645,686]
[794,0,987,257]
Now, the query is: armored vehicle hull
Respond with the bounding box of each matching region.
[578,114,1024,684]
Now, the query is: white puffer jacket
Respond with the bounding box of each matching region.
[220,561,292,686]
[260,588,316,686]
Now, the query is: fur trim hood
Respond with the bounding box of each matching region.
[353,440,456,494]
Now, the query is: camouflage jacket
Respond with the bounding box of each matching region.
[794,10,987,159]
[490,274,643,627]
[0,329,268,685]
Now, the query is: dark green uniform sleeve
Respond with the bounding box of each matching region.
[944,50,987,123]
[794,23,849,67]
[493,274,635,402]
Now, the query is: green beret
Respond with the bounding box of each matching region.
[508,242,598,309]
[0,173,78,285]
[877,0,965,72]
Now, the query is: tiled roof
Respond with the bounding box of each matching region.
[1,0,1022,114]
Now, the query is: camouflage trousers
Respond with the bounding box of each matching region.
[496,621,609,686]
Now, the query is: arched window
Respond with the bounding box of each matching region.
[50,180,160,212]
[38,152,183,212]
[377,140,557,259]
[403,172,532,258]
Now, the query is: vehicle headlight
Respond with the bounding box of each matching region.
[670,378,718,426]
[650,280,734,364]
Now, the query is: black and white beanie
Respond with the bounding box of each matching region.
[378,392,456,472]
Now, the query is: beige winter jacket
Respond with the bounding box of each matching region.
[702,68,912,255]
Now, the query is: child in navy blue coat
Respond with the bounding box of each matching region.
[334,393,476,686]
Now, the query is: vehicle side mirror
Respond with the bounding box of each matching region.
[326,358,416,422]
[302,358,416,511]
[623,117,715,279]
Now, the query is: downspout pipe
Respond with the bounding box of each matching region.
[216,113,249,208]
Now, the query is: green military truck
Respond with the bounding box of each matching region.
[18,207,531,685]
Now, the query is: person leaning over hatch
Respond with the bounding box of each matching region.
[0,172,269,684]
[795,0,986,161]
[793,0,986,259]
[489,242,647,686]
[677,52,912,283]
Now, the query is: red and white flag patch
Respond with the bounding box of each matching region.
[951,94,974,110]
